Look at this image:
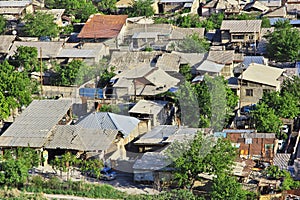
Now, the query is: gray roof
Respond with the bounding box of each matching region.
[172,51,207,67]
[155,53,181,72]
[221,20,262,33]
[273,153,290,170]
[8,41,64,58]
[133,151,171,171]
[196,59,225,73]
[46,125,118,151]
[77,112,140,137]
[134,125,178,145]
[0,100,72,148]
[132,32,159,39]
[207,50,234,64]
[57,49,98,58]
[171,27,205,40]
[259,0,282,7]
[243,56,266,67]
[0,35,15,53]
[109,51,161,72]
[0,1,32,7]
[129,100,168,115]
[124,24,172,36]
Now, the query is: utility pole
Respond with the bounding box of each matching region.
[40,47,43,99]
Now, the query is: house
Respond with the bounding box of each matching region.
[238,63,285,107]
[111,65,180,100]
[195,59,225,77]
[224,129,276,162]
[45,125,119,161]
[200,0,241,16]
[0,0,34,21]
[0,35,16,59]
[109,51,162,73]
[129,100,168,127]
[243,1,269,13]
[263,6,288,18]
[258,0,282,10]
[133,126,205,183]
[76,112,141,159]
[0,99,73,162]
[220,20,262,52]
[8,41,64,61]
[78,14,128,47]
[56,42,110,65]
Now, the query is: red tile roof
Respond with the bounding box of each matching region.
[78,14,128,39]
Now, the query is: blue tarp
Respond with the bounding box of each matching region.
[168,87,179,93]
[214,132,227,138]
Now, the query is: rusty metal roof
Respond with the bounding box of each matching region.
[78,14,128,39]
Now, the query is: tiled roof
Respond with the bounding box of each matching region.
[221,20,262,33]
[243,1,269,12]
[264,5,287,17]
[0,100,72,148]
[78,14,128,39]
[76,112,140,137]
[207,50,235,64]
[172,51,207,67]
[46,125,118,151]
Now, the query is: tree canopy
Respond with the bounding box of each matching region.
[127,0,155,17]
[45,0,98,22]
[23,12,59,38]
[266,20,300,62]
[10,46,39,72]
[176,33,210,53]
[97,0,117,14]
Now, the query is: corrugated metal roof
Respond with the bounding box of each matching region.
[221,20,262,33]
[46,125,118,151]
[264,6,287,17]
[8,41,63,58]
[124,24,172,36]
[0,7,24,14]
[156,53,181,72]
[273,153,291,170]
[129,100,168,115]
[0,1,32,7]
[207,50,234,64]
[239,63,284,87]
[171,27,205,40]
[132,32,159,39]
[243,56,265,67]
[78,14,128,39]
[196,59,225,73]
[241,133,276,138]
[135,125,178,145]
[57,49,97,58]
[0,35,15,53]
[77,112,140,137]
[133,151,171,170]
[0,100,72,147]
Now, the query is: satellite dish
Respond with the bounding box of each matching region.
[12,30,17,35]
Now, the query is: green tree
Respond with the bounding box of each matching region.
[251,102,282,137]
[266,20,300,62]
[53,60,83,86]
[166,131,237,190]
[99,104,121,113]
[261,17,271,28]
[97,66,116,88]
[179,64,192,81]
[45,0,98,22]
[177,33,210,53]
[127,0,155,17]
[211,173,248,200]
[23,12,59,38]
[97,0,117,14]
[10,46,39,72]
[0,15,6,34]
[0,61,35,120]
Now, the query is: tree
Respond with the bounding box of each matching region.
[0,15,6,34]
[97,0,117,14]
[251,102,282,137]
[10,46,39,72]
[166,131,237,190]
[23,12,59,38]
[127,0,155,17]
[179,64,192,82]
[97,66,116,88]
[177,33,210,53]
[266,20,300,62]
[0,61,35,121]
[45,0,98,22]
[99,104,121,113]
[211,172,248,200]
[52,60,83,86]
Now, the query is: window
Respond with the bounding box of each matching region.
[232,35,244,40]
[249,35,254,40]
[246,89,253,96]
